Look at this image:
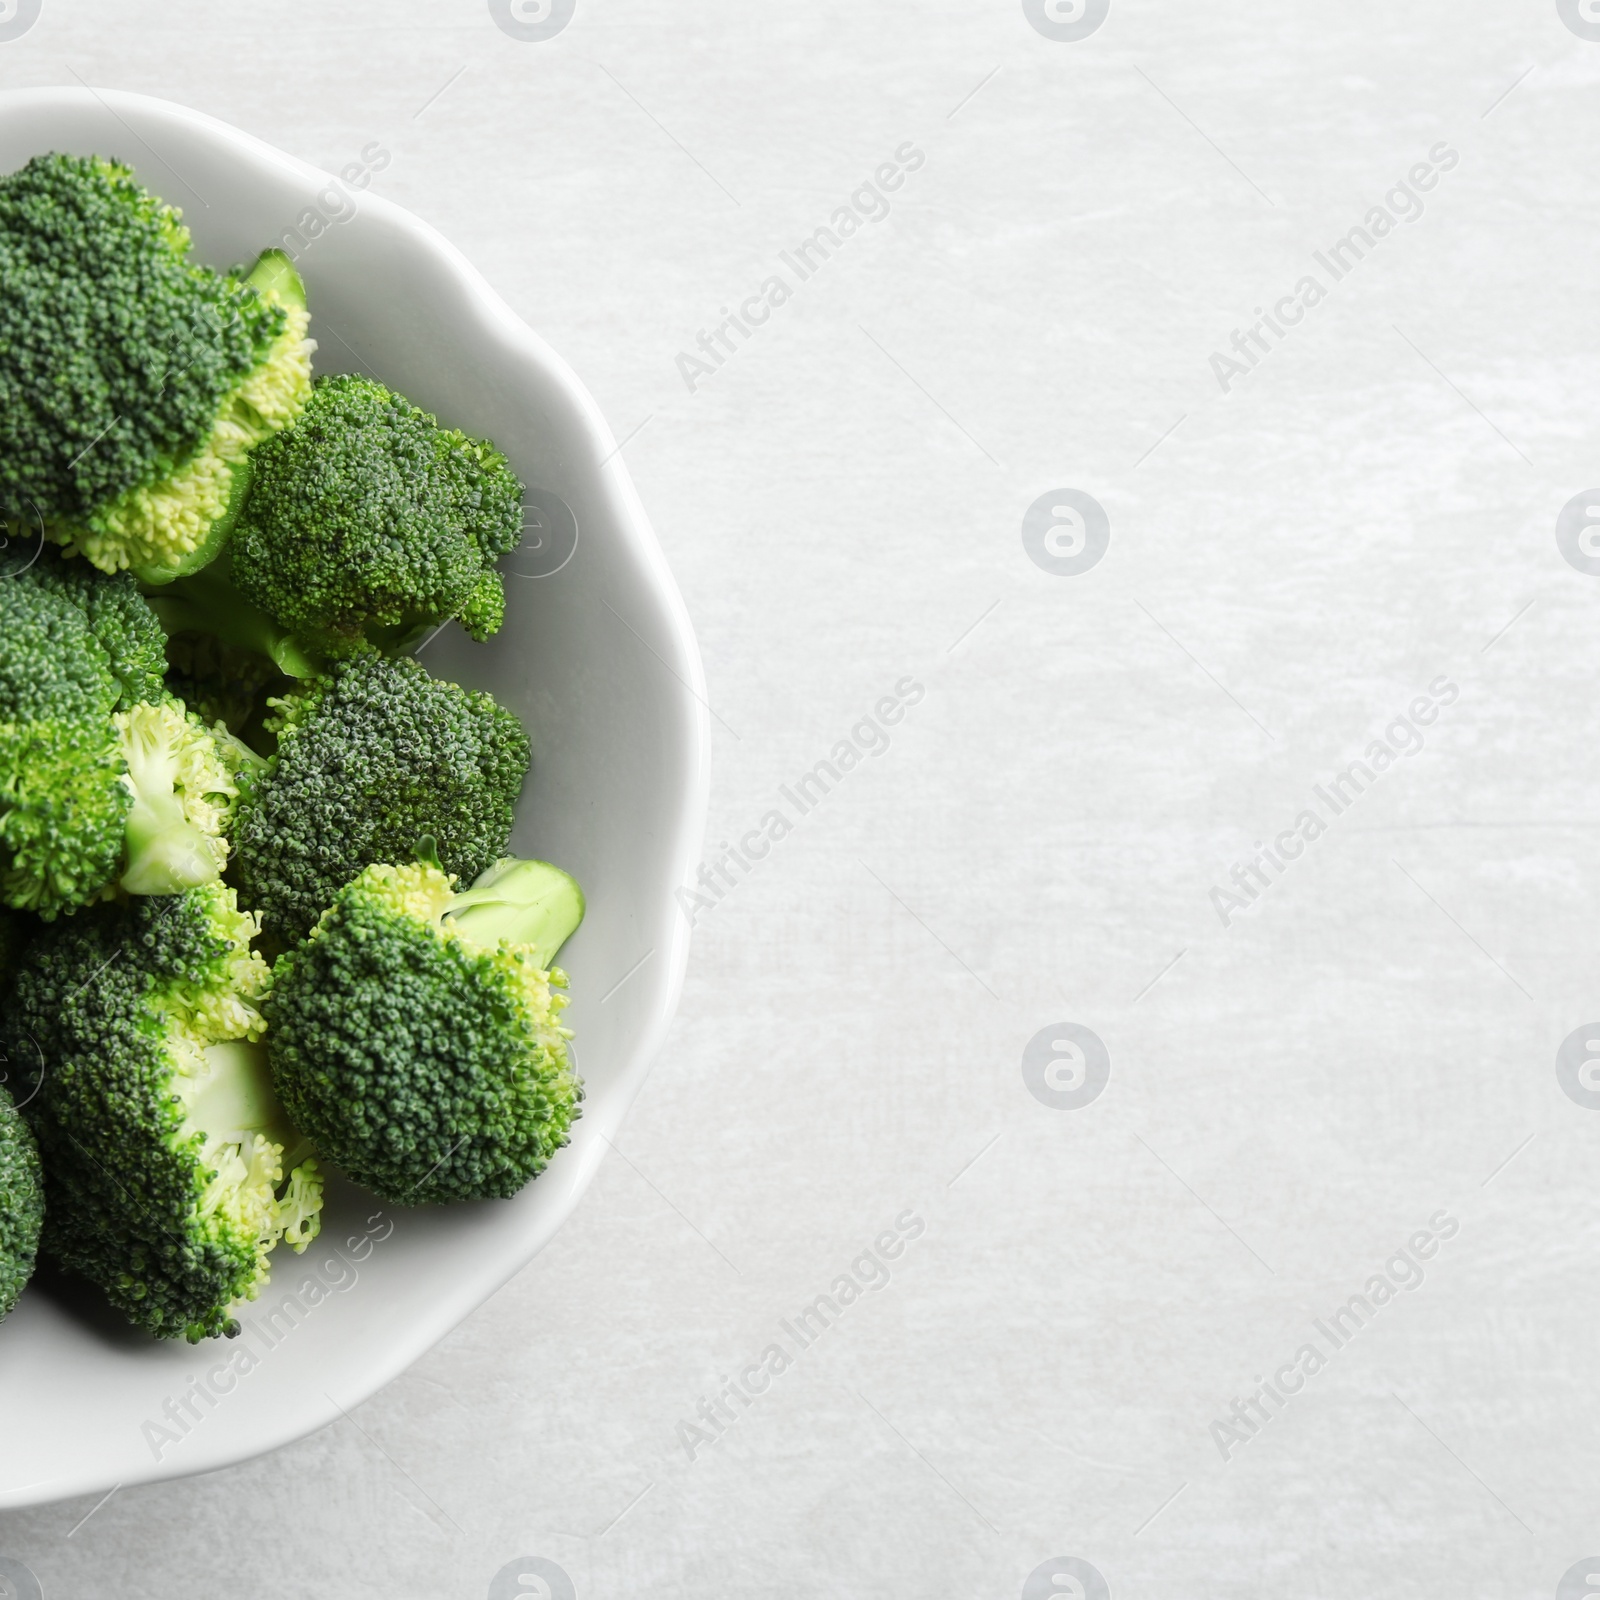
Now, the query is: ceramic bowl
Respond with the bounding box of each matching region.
[0,86,707,1509]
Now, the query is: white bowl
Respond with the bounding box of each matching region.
[0,88,707,1508]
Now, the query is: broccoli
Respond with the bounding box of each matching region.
[0,580,259,912]
[0,582,130,917]
[228,373,523,658]
[0,1083,43,1324]
[13,544,168,710]
[0,571,122,727]
[268,856,583,1204]
[2,883,323,1340]
[0,153,313,577]
[233,654,531,945]
[113,698,261,895]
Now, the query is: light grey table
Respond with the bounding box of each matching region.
[3,2,1600,1595]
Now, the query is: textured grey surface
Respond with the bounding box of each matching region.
[3,2,1600,1596]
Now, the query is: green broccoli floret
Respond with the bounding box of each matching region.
[0,574,121,726]
[13,545,167,709]
[228,373,523,657]
[0,583,130,917]
[0,153,313,576]
[232,654,531,945]
[0,581,260,911]
[268,857,583,1204]
[0,1082,43,1324]
[2,883,323,1340]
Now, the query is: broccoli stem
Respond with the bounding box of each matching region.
[443,858,585,969]
[146,558,323,680]
[190,1040,323,1255]
[118,713,223,894]
[194,1039,302,1156]
[242,248,307,313]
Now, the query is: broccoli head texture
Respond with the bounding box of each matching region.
[3,883,323,1340]
[0,1083,44,1324]
[12,545,167,710]
[0,720,129,919]
[0,574,120,726]
[230,374,523,656]
[0,156,312,576]
[0,583,130,917]
[233,654,530,945]
[267,857,583,1205]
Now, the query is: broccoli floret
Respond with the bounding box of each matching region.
[233,654,531,945]
[0,1083,43,1323]
[0,581,260,910]
[13,545,167,710]
[0,721,129,918]
[268,857,583,1204]
[114,698,260,895]
[0,153,313,575]
[229,374,523,657]
[2,883,324,1340]
[0,573,121,726]
[0,584,130,917]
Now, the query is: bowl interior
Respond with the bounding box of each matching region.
[0,88,706,1508]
